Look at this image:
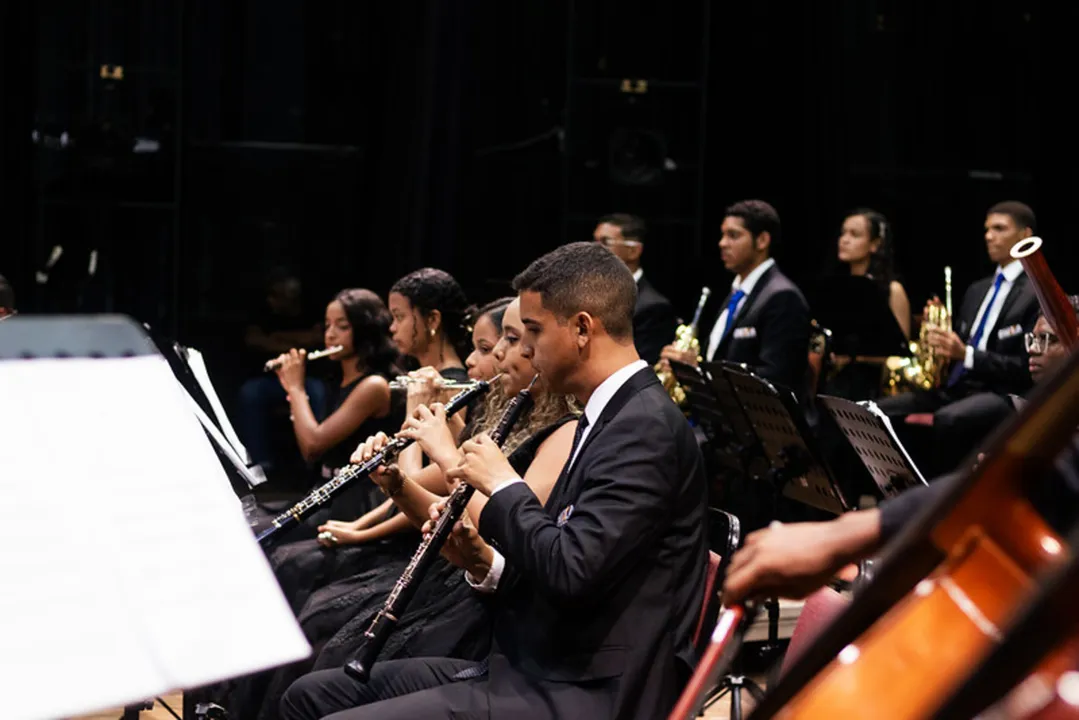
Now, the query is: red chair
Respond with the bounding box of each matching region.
[778,583,853,678]
[693,551,723,653]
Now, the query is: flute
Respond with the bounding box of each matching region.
[344,375,538,682]
[389,375,480,391]
[263,345,344,372]
[255,374,500,547]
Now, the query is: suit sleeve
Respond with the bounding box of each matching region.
[878,481,950,543]
[969,298,1039,391]
[634,299,679,366]
[478,413,676,607]
[750,289,810,394]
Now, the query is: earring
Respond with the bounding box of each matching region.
[429,329,435,338]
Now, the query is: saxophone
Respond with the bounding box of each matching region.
[656,286,711,406]
[884,266,952,394]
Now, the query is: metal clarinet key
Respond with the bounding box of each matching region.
[344,375,539,682]
[254,374,502,547]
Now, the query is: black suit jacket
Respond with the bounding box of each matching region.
[705,264,811,399]
[952,271,1039,396]
[479,368,708,719]
[633,274,678,365]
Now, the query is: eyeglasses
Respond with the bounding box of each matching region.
[1025,331,1059,353]
[598,238,641,249]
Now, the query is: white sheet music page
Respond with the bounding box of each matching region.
[0,356,309,720]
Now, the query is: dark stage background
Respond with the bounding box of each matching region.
[2,0,1077,403]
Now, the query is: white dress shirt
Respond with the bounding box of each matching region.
[963,259,1024,369]
[705,258,776,362]
[466,359,650,592]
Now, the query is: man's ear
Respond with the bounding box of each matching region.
[575,312,595,349]
[755,231,772,254]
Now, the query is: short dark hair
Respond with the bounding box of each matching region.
[512,242,636,340]
[465,296,514,335]
[0,274,14,311]
[725,199,782,251]
[988,201,1037,233]
[334,288,401,378]
[390,268,471,359]
[596,213,647,243]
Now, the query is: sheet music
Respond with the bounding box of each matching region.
[183,346,253,465]
[0,356,309,720]
[861,400,929,486]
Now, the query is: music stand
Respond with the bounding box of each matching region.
[709,362,848,517]
[809,276,910,358]
[815,395,927,503]
[669,360,771,515]
[0,315,309,720]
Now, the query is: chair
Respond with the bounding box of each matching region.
[778,586,851,678]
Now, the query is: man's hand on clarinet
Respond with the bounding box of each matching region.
[422,497,494,577]
[444,433,517,497]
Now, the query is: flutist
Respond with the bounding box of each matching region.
[875,201,1040,476]
[281,242,708,720]
[268,288,405,527]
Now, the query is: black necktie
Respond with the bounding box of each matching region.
[565,414,590,473]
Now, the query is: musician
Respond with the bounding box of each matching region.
[875,201,1041,474]
[0,273,15,318]
[269,289,404,522]
[660,199,811,399]
[594,213,678,365]
[238,298,578,720]
[281,242,708,720]
[821,209,912,400]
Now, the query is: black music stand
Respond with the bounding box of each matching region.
[669,359,772,526]
[815,395,927,504]
[809,275,910,358]
[707,362,848,519]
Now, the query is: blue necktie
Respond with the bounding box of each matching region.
[721,289,746,343]
[948,272,1005,387]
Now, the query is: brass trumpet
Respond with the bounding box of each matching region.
[884,267,952,394]
[657,286,711,406]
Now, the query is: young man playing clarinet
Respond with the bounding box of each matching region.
[281,242,709,720]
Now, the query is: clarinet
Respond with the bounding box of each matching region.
[344,375,538,681]
[255,375,499,547]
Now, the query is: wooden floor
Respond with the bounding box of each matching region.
[75,693,183,720]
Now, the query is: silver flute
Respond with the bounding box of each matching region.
[389,375,481,391]
[263,345,344,372]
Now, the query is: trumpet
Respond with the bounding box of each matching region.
[388,375,481,391]
[657,287,711,406]
[263,345,344,372]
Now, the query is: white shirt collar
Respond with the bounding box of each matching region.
[582,359,649,428]
[732,257,776,296]
[632,268,644,284]
[997,259,1024,283]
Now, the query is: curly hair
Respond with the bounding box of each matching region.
[390,268,471,360]
[460,383,579,457]
[725,199,782,253]
[334,288,402,379]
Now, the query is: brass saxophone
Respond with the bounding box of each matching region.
[884,266,953,394]
[657,286,711,405]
